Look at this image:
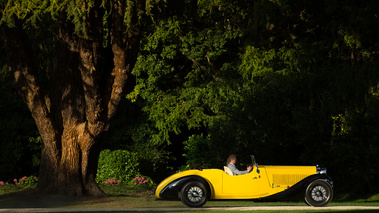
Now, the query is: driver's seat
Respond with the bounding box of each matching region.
[224,166,233,175]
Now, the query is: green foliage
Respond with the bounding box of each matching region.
[1,0,165,37]
[99,97,175,182]
[14,176,39,187]
[1,0,47,27]
[128,2,247,145]
[96,149,141,183]
[66,0,95,37]
[183,134,212,167]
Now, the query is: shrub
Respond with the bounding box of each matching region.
[96,149,141,183]
[14,176,38,187]
[131,176,154,187]
[104,179,120,184]
[183,134,213,168]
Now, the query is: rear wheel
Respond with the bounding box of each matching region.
[304,179,333,207]
[179,181,208,207]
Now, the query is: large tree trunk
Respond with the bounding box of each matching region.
[3,0,144,196]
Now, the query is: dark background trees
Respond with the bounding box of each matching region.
[128,0,379,197]
[1,0,379,198]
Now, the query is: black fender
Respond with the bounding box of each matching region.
[257,174,333,201]
[159,175,212,200]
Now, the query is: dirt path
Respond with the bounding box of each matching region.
[1,206,379,212]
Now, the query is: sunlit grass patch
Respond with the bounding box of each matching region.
[354,194,379,203]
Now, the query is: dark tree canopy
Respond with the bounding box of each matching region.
[128,0,379,195]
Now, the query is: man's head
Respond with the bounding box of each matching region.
[227,154,237,165]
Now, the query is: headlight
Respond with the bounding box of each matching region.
[317,166,327,174]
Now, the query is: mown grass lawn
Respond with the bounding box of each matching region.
[1,182,379,212]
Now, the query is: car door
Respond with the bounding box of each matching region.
[221,171,260,198]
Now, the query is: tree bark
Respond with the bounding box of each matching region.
[3,0,144,196]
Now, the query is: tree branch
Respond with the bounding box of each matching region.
[106,0,144,120]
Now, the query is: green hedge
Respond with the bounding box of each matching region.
[96,149,141,183]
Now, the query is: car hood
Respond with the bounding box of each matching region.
[259,165,317,188]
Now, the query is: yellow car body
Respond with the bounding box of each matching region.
[155,164,333,207]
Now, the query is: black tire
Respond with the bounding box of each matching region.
[179,181,208,207]
[304,179,333,207]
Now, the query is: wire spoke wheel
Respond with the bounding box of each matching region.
[311,185,327,201]
[187,186,204,202]
[305,179,333,207]
[180,181,208,207]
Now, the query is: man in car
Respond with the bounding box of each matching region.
[227,154,253,175]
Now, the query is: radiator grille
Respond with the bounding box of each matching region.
[273,174,308,186]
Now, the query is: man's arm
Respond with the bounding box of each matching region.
[228,163,249,175]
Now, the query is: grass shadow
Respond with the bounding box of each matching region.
[0,187,179,209]
[0,188,136,209]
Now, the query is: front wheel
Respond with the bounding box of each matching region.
[304,179,333,207]
[179,181,208,207]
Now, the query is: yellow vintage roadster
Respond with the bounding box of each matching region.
[155,156,333,207]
